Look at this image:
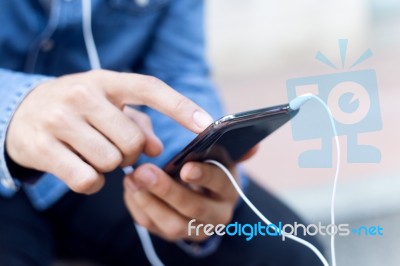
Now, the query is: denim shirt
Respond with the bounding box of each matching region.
[0,0,224,208]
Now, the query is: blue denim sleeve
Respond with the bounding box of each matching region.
[0,68,51,197]
[136,0,238,257]
[138,0,224,167]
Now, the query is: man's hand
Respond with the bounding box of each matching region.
[6,70,213,194]
[123,161,244,242]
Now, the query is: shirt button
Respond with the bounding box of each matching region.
[41,39,55,52]
[135,0,149,7]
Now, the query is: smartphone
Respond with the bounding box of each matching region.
[163,103,298,178]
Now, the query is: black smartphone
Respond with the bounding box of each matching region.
[163,103,298,178]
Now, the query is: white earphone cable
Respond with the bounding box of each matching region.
[205,159,330,266]
[134,223,166,266]
[81,1,339,264]
[122,166,165,266]
[307,94,340,266]
[82,1,163,265]
[205,94,340,266]
[82,0,101,70]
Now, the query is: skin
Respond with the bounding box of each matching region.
[6,69,256,242]
[123,146,258,242]
[6,69,212,194]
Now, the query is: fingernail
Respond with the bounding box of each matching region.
[137,168,157,186]
[193,111,213,131]
[126,178,139,192]
[187,165,202,180]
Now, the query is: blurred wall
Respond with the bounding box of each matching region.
[206,0,369,77]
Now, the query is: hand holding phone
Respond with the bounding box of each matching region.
[164,103,298,178]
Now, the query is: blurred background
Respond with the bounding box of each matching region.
[205,0,400,265]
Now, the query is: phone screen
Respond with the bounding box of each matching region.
[163,103,298,178]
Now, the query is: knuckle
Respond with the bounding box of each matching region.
[136,216,152,230]
[44,108,70,129]
[88,69,102,76]
[156,179,173,198]
[216,206,234,225]
[188,203,206,219]
[173,96,191,113]
[135,193,152,209]
[138,75,164,97]
[31,135,52,158]
[123,132,145,155]
[138,112,151,125]
[88,69,108,79]
[142,75,163,87]
[64,84,93,106]
[98,150,122,172]
[165,220,185,240]
[69,170,99,193]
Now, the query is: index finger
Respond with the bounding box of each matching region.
[95,70,213,133]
